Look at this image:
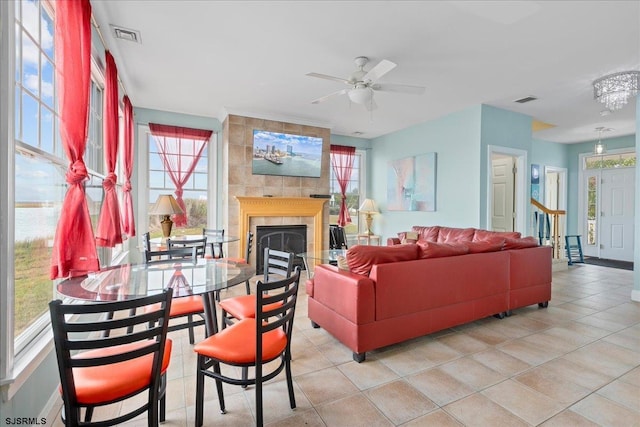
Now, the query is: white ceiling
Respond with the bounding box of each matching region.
[91,1,640,143]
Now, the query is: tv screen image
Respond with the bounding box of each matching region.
[252,130,323,178]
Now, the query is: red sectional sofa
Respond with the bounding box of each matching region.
[306,226,552,362]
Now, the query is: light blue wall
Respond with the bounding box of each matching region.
[479,105,533,229]
[370,106,482,240]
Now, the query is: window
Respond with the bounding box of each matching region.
[329,150,365,235]
[586,176,597,246]
[147,132,209,237]
[585,152,636,169]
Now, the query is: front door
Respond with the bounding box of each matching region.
[491,156,515,232]
[600,167,635,261]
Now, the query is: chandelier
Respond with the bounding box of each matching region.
[593,71,640,111]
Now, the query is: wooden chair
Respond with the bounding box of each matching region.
[203,228,225,258]
[49,289,173,427]
[218,247,293,330]
[144,245,205,344]
[194,267,301,427]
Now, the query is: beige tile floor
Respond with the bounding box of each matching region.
[49,263,640,426]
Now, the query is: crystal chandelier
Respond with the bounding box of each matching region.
[593,71,640,111]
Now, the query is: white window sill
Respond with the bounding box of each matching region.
[1,327,54,401]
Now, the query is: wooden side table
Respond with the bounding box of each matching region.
[356,234,381,246]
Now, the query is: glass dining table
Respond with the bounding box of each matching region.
[55,258,254,336]
[296,249,347,278]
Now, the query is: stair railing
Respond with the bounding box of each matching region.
[530,198,566,259]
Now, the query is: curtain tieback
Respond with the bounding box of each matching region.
[102,172,117,190]
[123,181,132,192]
[65,159,88,184]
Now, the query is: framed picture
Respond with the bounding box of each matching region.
[387,153,437,211]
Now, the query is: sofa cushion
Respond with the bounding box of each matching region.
[473,229,521,242]
[411,226,440,242]
[465,240,505,253]
[418,242,469,259]
[436,227,475,243]
[503,236,539,250]
[397,231,419,244]
[346,244,420,276]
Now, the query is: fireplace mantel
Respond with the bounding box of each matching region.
[235,196,328,258]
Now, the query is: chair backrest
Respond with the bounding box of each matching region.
[255,266,301,359]
[244,231,254,262]
[49,289,173,426]
[203,228,224,238]
[143,231,151,252]
[263,247,294,282]
[203,228,225,258]
[144,246,198,264]
[330,225,348,249]
[167,236,207,258]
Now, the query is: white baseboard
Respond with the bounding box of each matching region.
[631,289,640,302]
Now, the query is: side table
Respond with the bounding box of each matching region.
[356,234,381,246]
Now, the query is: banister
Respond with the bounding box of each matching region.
[530,198,566,259]
[530,198,566,216]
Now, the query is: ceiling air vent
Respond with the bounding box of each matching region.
[110,25,141,43]
[514,96,537,104]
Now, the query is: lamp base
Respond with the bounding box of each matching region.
[365,214,373,236]
[160,216,173,238]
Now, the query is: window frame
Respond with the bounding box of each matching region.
[329,148,367,235]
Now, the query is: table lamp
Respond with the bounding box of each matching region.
[359,198,379,236]
[150,194,183,238]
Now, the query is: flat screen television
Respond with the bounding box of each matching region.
[252,130,323,178]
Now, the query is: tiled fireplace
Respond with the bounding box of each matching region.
[221,114,331,263]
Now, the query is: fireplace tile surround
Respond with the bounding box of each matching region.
[222,114,331,261]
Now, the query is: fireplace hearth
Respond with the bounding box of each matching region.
[255,225,307,274]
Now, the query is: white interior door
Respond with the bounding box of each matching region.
[545,172,559,210]
[491,156,515,232]
[600,167,635,261]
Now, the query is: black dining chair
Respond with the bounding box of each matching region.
[167,236,207,258]
[219,231,254,295]
[194,267,301,427]
[49,289,173,427]
[144,245,205,344]
[218,247,293,330]
[203,228,225,258]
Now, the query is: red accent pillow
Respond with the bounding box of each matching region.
[418,242,469,259]
[436,227,475,243]
[473,229,521,242]
[503,236,539,250]
[465,240,504,253]
[346,244,420,276]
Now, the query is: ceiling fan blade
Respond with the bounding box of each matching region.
[311,88,349,104]
[306,72,350,85]
[372,83,426,95]
[363,59,396,82]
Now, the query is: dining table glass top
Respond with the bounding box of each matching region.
[296,249,347,263]
[55,258,254,303]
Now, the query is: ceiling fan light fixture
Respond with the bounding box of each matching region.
[348,87,372,104]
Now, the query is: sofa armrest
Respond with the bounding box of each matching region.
[309,264,376,324]
[387,237,401,246]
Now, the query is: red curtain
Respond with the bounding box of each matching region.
[148,124,211,226]
[330,145,356,227]
[96,51,123,247]
[50,0,100,279]
[120,96,136,237]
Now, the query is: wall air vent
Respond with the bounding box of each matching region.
[514,96,538,103]
[110,25,141,43]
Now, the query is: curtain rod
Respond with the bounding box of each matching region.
[90,15,128,97]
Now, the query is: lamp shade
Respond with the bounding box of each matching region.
[359,198,378,214]
[150,194,183,216]
[348,87,373,104]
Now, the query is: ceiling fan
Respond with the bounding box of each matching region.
[306,56,426,111]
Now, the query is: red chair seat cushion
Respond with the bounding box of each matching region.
[145,296,204,317]
[193,319,286,364]
[68,339,172,405]
[219,294,282,320]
